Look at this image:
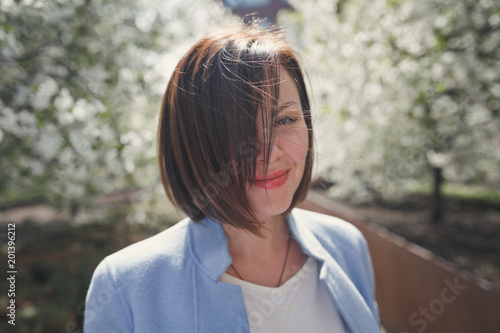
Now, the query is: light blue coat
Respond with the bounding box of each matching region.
[84,208,380,332]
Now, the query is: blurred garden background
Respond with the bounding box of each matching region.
[0,0,499,332]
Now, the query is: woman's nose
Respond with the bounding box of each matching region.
[256,137,283,163]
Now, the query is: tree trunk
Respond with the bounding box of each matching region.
[431,167,443,224]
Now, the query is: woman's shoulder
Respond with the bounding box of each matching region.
[98,218,192,276]
[291,208,364,244]
[290,208,370,266]
[290,209,375,295]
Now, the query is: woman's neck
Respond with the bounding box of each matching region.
[223,215,289,258]
[222,214,308,287]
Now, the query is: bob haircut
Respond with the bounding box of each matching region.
[158,25,313,235]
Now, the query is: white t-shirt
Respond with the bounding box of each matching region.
[219,256,348,333]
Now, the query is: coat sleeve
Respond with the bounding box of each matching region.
[84,259,133,333]
[356,232,380,326]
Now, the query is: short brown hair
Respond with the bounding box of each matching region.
[158,26,313,235]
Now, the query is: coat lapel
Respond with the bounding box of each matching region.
[288,212,380,333]
[188,217,251,332]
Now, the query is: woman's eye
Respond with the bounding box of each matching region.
[277,116,297,126]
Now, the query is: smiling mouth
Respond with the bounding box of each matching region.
[253,170,289,189]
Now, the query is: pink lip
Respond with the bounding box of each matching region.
[253,169,289,189]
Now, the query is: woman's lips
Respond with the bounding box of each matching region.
[253,170,289,189]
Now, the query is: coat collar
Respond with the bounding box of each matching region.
[187,215,232,282]
[187,209,379,333]
[185,211,315,281]
[186,210,315,280]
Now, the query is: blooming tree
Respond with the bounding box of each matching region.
[0,0,234,208]
[280,0,500,219]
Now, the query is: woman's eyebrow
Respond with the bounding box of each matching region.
[278,101,299,111]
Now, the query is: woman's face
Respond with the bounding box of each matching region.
[246,68,309,223]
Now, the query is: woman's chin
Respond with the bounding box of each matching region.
[250,197,293,221]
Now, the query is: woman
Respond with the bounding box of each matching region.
[84,25,380,333]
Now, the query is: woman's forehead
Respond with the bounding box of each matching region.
[278,68,300,105]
